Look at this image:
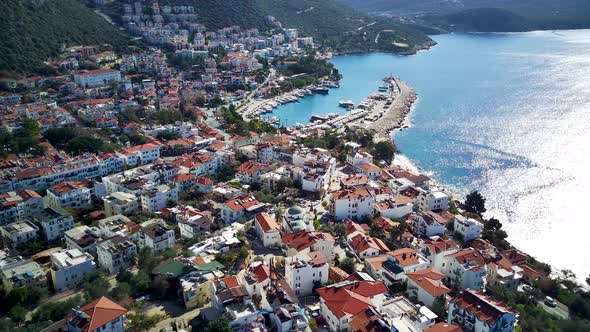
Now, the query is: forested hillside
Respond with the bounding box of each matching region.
[106,0,434,54]
[339,0,590,31]
[0,0,131,76]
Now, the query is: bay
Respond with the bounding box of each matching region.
[266,30,590,280]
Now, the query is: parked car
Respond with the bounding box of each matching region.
[544,296,557,307]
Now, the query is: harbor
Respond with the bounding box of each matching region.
[240,75,416,141]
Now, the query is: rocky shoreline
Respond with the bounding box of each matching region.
[370,78,417,142]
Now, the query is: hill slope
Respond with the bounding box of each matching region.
[0,0,131,76]
[340,0,590,31]
[107,0,434,54]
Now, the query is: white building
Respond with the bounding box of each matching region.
[420,238,460,272]
[177,208,212,239]
[417,190,450,212]
[254,213,282,248]
[0,220,39,248]
[380,248,431,284]
[0,257,47,292]
[46,181,92,209]
[375,196,414,219]
[412,212,447,238]
[97,236,137,274]
[67,296,127,332]
[0,190,44,225]
[285,251,329,296]
[315,279,388,332]
[140,184,178,213]
[138,219,175,253]
[406,268,450,307]
[447,290,516,332]
[454,215,483,242]
[103,192,139,217]
[50,249,96,293]
[442,248,487,290]
[282,230,335,259]
[331,187,374,221]
[118,143,161,167]
[33,207,75,242]
[74,68,122,88]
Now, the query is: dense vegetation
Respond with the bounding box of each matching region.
[340,0,590,32]
[0,0,132,76]
[105,0,434,54]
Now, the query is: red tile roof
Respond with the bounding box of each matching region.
[424,322,463,332]
[451,289,514,326]
[281,231,334,252]
[333,187,372,200]
[316,281,387,318]
[67,296,127,332]
[406,267,450,297]
[255,213,280,233]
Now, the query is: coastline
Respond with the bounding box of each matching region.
[370,78,417,142]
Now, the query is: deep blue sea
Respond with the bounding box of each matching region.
[266,30,590,279]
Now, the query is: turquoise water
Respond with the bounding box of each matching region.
[268,30,590,279]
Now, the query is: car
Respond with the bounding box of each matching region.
[544,296,557,307]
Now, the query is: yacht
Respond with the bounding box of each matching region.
[339,100,355,108]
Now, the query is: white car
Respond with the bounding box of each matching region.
[544,296,557,307]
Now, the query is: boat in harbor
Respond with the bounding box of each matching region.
[339,100,355,108]
[312,86,329,94]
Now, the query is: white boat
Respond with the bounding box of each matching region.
[339,100,355,108]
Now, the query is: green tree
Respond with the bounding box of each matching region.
[339,257,356,274]
[7,305,27,325]
[464,190,487,216]
[373,141,396,162]
[82,271,110,300]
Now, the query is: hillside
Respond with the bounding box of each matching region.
[0,0,131,76]
[106,0,435,54]
[339,0,590,31]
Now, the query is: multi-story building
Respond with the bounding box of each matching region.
[103,192,139,217]
[285,251,329,296]
[140,184,178,213]
[97,236,137,274]
[412,211,447,238]
[282,230,335,259]
[64,225,103,256]
[46,181,92,209]
[97,214,139,239]
[32,207,74,242]
[454,215,484,242]
[254,212,282,248]
[236,161,269,184]
[50,249,96,293]
[0,190,44,225]
[381,248,431,284]
[138,220,175,254]
[0,220,39,248]
[420,238,460,272]
[67,296,128,332]
[220,194,263,223]
[331,187,374,221]
[118,143,161,167]
[442,248,488,290]
[406,268,450,307]
[74,68,122,88]
[417,190,450,212]
[447,290,516,332]
[0,257,47,292]
[316,279,388,332]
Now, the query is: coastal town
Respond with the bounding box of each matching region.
[0,1,588,332]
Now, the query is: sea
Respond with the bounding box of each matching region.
[264,30,590,281]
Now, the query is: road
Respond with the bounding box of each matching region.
[538,300,570,320]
